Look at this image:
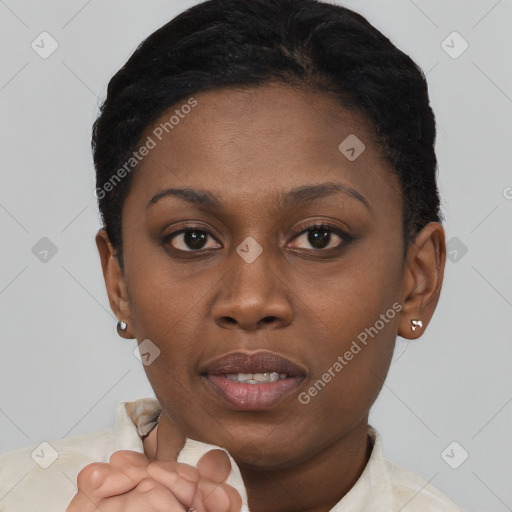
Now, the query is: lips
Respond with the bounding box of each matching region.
[200,351,308,410]
[201,351,308,378]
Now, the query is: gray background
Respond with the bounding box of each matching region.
[1,1,511,510]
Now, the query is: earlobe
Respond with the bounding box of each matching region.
[398,222,446,340]
[95,229,134,338]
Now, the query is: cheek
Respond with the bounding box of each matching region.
[124,245,214,337]
[293,242,402,407]
[295,286,400,437]
[297,242,403,341]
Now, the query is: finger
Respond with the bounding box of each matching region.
[94,450,150,497]
[73,451,150,501]
[66,473,124,512]
[147,461,235,512]
[97,477,188,512]
[147,459,241,512]
[75,462,132,499]
[221,482,243,512]
[147,461,199,508]
[196,450,232,484]
[94,465,141,497]
[107,450,150,489]
[109,450,150,476]
[195,478,232,512]
[147,459,201,484]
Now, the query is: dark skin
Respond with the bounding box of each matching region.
[96,82,446,512]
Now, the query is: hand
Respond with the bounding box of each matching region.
[66,448,243,512]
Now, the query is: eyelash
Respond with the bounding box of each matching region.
[162,222,353,253]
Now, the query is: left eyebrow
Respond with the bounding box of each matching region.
[276,181,371,211]
[146,181,371,211]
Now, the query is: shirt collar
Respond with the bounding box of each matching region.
[330,425,393,511]
[118,398,392,511]
[112,397,161,453]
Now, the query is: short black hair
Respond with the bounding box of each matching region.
[92,0,442,268]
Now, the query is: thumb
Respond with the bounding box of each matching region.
[196,449,232,484]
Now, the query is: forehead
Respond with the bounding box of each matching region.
[127,83,401,216]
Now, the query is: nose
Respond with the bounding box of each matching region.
[211,247,293,331]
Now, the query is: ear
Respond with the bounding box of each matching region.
[95,229,134,338]
[398,222,446,340]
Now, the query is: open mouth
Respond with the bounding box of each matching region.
[224,372,289,383]
[200,351,307,410]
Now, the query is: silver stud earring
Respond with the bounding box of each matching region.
[117,320,128,338]
[410,319,423,331]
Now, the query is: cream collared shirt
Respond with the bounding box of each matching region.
[0,397,464,511]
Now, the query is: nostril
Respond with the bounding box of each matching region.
[262,316,277,324]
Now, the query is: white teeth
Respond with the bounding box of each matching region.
[225,372,288,383]
[252,372,279,382]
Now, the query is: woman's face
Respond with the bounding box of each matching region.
[99,83,442,469]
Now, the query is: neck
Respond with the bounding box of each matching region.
[237,420,371,512]
[148,415,372,512]
[146,412,187,462]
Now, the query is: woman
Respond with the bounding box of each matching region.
[0,0,465,510]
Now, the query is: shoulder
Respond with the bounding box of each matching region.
[383,457,465,511]
[341,426,466,512]
[0,397,159,512]
[0,428,113,511]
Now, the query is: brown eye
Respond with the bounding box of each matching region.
[290,223,352,251]
[163,227,221,252]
